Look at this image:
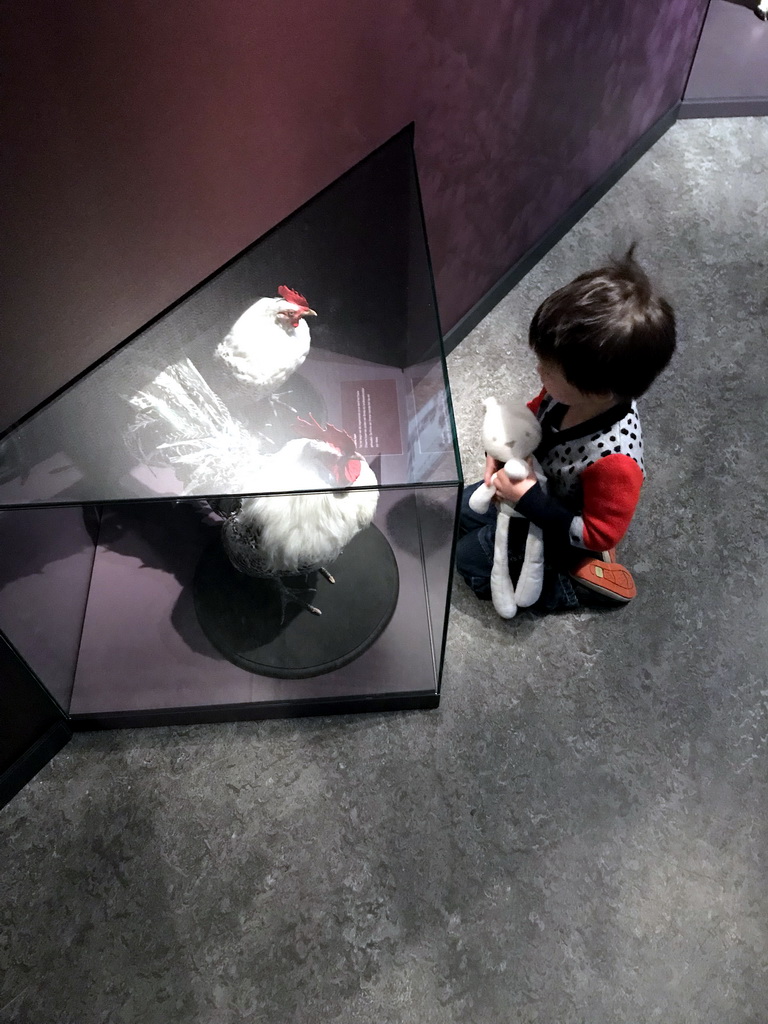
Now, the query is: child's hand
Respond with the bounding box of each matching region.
[484,453,503,487]
[493,461,538,503]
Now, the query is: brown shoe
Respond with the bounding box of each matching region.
[570,557,637,603]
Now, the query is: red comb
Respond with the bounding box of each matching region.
[295,414,356,454]
[278,285,310,308]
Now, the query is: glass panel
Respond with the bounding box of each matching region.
[65,487,458,718]
[0,506,97,712]
[0,127,459,507]
[416,485,461,682]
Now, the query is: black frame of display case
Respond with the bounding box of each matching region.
[0,124,462,805]
[72,682,444,730]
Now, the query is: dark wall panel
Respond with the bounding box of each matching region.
[1,0,707,432]
[0,634,70,809]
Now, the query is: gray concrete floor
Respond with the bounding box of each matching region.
[2,117,768,1024]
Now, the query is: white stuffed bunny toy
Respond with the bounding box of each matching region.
[468,397,546,618]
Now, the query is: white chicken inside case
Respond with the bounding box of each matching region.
[0,124,462,726]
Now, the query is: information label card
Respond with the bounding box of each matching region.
[340,379,403,455]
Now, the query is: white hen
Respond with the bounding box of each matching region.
[220,417,379,614]
[215,285,316,402]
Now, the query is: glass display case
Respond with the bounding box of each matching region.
[0,124,462,740]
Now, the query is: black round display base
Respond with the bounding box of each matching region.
[193,525,399,678]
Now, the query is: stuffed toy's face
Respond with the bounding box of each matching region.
[482,400,542,463]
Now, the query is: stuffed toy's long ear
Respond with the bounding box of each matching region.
[515,523,545,609]
[514,457,547,609]
[490,512,518,618]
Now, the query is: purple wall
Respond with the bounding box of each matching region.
[0,0,707,433]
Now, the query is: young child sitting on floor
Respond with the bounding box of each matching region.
[456,246,676,611]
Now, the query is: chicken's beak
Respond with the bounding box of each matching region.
[301,308,317,317]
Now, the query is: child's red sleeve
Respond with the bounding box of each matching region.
[578,455,644,551]
[527,388,547,416]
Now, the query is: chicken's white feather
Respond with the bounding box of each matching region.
[225,438,378,575]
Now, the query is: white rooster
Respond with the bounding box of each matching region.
[215,285,316,403]
[217,416,379,616]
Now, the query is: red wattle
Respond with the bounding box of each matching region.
[345,459,361,484]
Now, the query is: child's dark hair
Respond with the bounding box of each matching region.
[528,246,676,398]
